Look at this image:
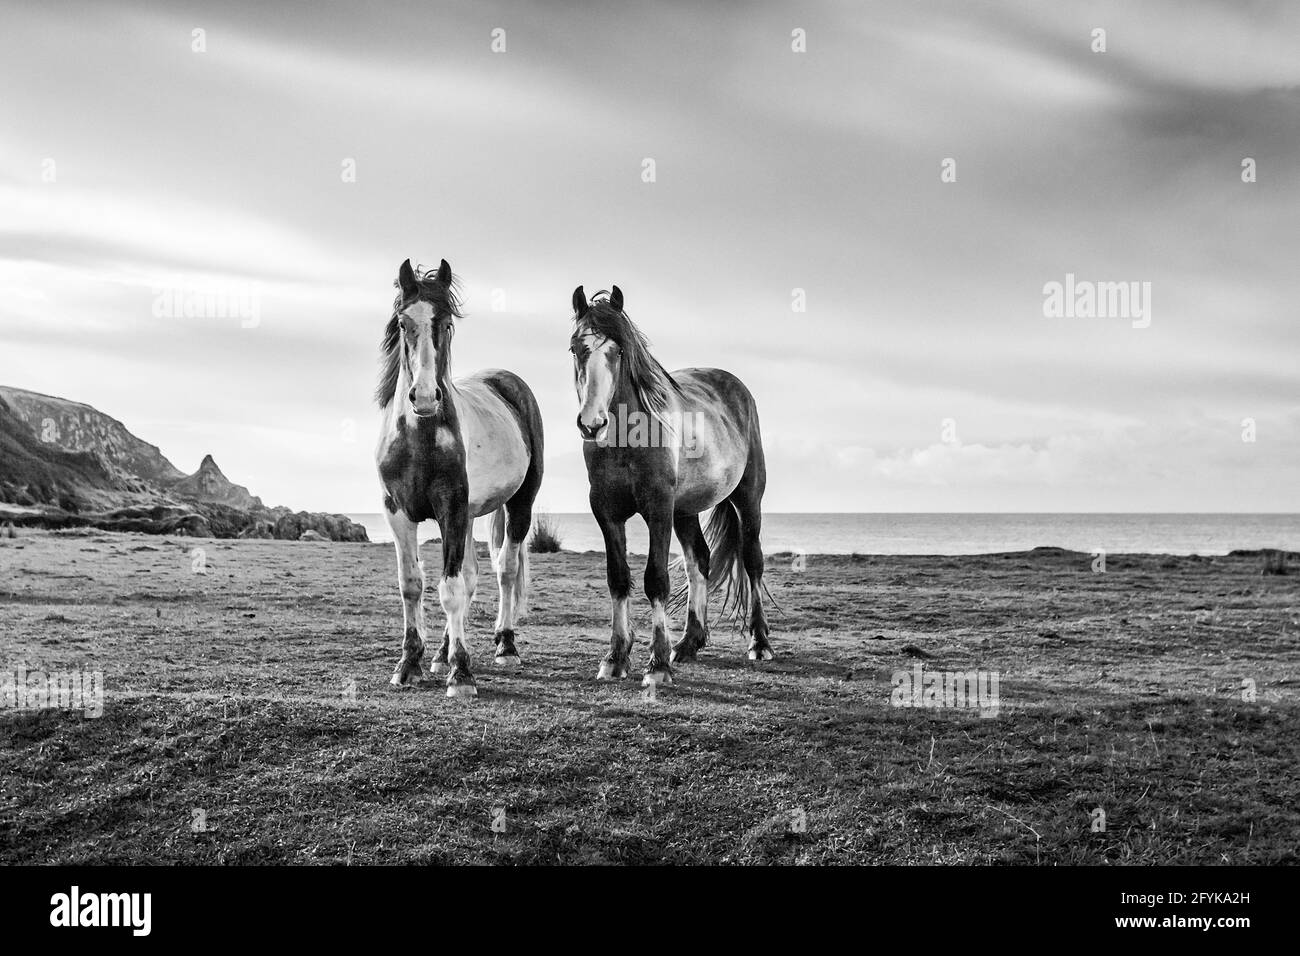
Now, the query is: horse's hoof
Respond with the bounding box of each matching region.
[642,670,673,687]
[596,661,628,680]
[446,682,478,699]
[494,654,521,668]
[670,645,697,664]
[747,646,775,662]
[390,661,430,687]
[390,674,432,688]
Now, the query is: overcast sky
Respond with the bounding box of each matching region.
[1,0,1297,513]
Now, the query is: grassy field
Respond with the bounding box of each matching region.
[1,529,1297,864]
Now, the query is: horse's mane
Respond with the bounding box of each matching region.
[376,264,465,408]
[573,291,681,419]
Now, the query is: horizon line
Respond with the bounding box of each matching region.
[342,510,1300,517]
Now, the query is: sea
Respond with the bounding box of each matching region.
[347,512,1300,556]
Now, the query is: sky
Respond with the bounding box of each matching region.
[1,0,1297,514]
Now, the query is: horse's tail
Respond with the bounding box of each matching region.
[489,505,530,620]
[704,500,753,629]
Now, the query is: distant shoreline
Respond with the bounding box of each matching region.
[10,528,1291,565]
[5,528,1294,564]
[8,511,1295,557]
[346,511,1300,557]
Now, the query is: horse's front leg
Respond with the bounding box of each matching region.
[438,499,476,698]
[430,624,451,677]
[386,508,432,687]
[595,514,633,680]
[436,518,479,673]
[642,508,675,686]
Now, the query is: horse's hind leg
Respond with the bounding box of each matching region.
[494,440,541,665]
[462,519,480,652]
[386,508,432,687]
[670,512,710,663]
[492,505,526,667]
[730,487,774,661]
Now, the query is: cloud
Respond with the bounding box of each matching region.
[1,0,1296,513]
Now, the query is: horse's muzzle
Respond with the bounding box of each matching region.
[409,386,443,417]
[576,414,607,441]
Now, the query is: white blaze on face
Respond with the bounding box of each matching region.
[403,300,442,416]
[575,333,617,440]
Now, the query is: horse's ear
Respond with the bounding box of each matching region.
[610,285,624,312]
[436,259,452,285]
[398,259,417,298]
[572,285,588,316]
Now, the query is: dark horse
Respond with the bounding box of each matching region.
[569,285,773,686]
[376,258,544,697]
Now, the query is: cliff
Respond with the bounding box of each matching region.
[0,387,366,542]
[0,386,183,485]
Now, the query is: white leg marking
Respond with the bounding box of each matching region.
[671,548,709,663]
[440,574,468,656]
[493,539,521,633]
[644,599,674,686]
[493,538,523,666]
[597,596,633,680]
[439,573,475,697]
[687,554,708,629]
[613,596,632,653]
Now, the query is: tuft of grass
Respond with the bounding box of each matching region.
[1262,549,1289,576]
[528,513,563,554]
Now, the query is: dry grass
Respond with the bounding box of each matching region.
[528,514,563,554]
[1,532,1298,864]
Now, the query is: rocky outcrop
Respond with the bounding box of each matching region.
[0,387,367,542]
[273,511,369,543]
[0,503,211,536]
[165,454,263,510]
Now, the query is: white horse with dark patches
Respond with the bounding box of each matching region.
[376,259,544,697]
[569,285,773,687]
